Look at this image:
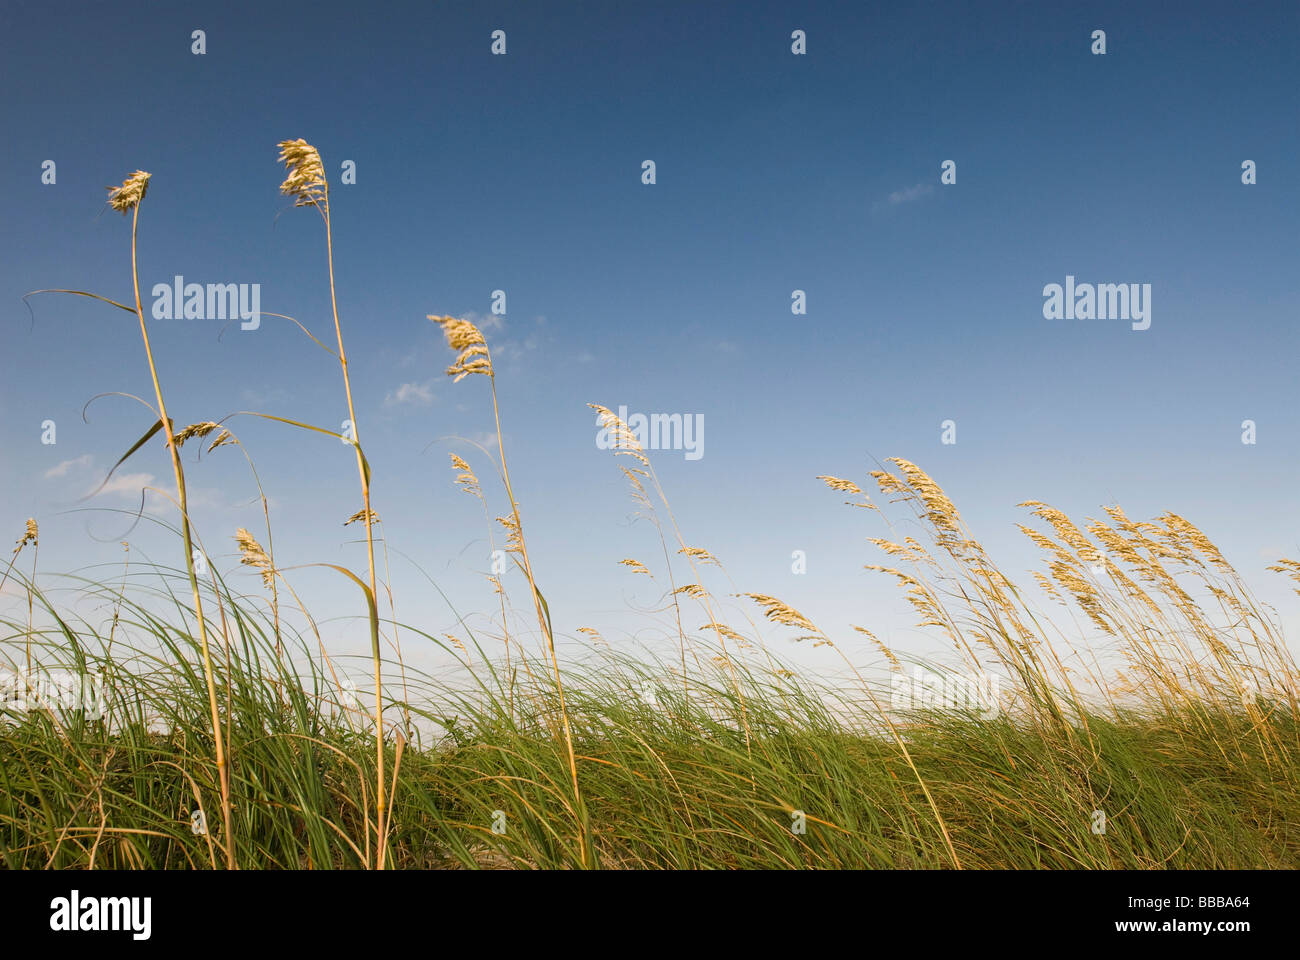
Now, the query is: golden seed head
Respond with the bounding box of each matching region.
[276,139,328,209]
[619,558,652,577]
[107,170,151,214]
[700,621,746,644]
[817,475,862,495]
[673,583,709,600]
[344,509,380,527]
[17,518,38,549]
[576,626,607,647]
[589,403,649,465]
[619,466,652,509]
[449,453,483,500]
[852,625,901,667]
[742,593,820,635]
[679,546,720,566]
[234,528,274,588]
[207,429,237,453]
[174,421,221,449]
[429,315,494,382]
[444,633,470,659]
[496,512,523,553]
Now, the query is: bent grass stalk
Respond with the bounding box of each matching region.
[112,172,235,869]
[278,140,387,868]
[449,452,529,716]
[1,520,38,676]
[430,314,590,867]
[177,423,284,671]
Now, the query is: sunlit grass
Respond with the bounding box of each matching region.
[6,149,1300,870]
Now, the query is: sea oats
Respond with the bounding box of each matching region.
[619,558,652,577]
[1032,570,1063,603]
[430,315,493,382]
[817,475,878,510]
[1268,559,1300,596]
[867,537,911,558]
[496,513,523,554]
[15,519,38,550]
[1088,521,1143,568]
[174,422,221,449]
[106,170,151,214]
[679,547,720,566]
[1048,561,1112,634]
[576,627,607,648]
[869,469,907,496]
[852,625,900,667]
[1164,513,1233,572]
[1020,501,1095,555]
[344,509,380,527]
[904,585,949,630]
[619,466,652,509]
[742,593,819,635]
[1017,523,1061,554]
[700,622,747,644]
[970,559,1017,591]
[207,429,236,453]
[890,458,965,541]
[863,564,921,588]
[817,475,862,495]
[674,583,709,600]
[276,139,328,210]
[444,633,469,659]
[589,404,649,466]
[449,453,483,500]
[234,528,274,588]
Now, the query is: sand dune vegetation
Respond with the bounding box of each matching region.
[5,145,1299,870]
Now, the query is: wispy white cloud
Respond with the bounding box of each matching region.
[91,472,156,499]
[488,315,548,366]
[876,182,934,210]
[44,454,93,478]
[384,381,435,408]
[473,311,506,333]
[184,487,227,510]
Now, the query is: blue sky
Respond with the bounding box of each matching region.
[2,1,1297,684]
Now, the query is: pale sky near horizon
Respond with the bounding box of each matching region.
[2,1,1297,691]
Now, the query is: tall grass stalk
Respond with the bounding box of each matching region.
[115,172,235,869]
[431,314,590,866]
[277,140,388,867]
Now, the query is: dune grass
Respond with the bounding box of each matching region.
[1,558,1297,870]
[4,144,1299,869]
